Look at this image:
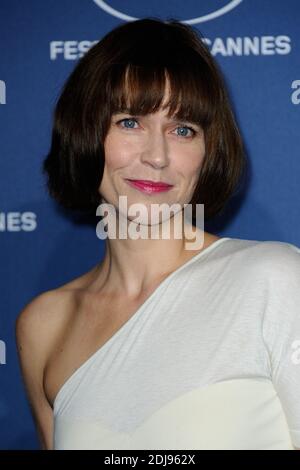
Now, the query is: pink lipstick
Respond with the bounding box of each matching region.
[125,179,174,194]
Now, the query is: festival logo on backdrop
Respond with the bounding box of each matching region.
[49,0,292,60]
[92,0,243,24]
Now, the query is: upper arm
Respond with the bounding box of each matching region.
[15,290,67,450]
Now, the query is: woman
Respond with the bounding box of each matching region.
[15,18,300,450]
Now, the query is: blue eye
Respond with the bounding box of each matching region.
[118,118,138,129]
[116,118,197,138]
[175,126,195,138]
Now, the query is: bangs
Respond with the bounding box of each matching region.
[106,61,218,130]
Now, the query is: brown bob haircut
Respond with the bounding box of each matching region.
[42,17,247,221]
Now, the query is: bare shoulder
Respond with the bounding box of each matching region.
[15,271,96,382]
[15,287,77,363]
[15,287,76,450]
[14,263,100,449]
[15,263,100,340]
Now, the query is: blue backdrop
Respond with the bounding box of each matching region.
[0,0,299,449]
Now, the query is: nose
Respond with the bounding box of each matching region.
[140,130,170,169]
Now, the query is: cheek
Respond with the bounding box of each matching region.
[191,141,206,173]
[104,133,135,169]
[175,145,205,177]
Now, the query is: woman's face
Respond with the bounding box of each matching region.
[99,97,205,226]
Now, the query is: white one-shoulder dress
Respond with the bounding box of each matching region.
[53,237,300,450]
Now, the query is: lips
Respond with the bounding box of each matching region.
[125,179,174,194]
